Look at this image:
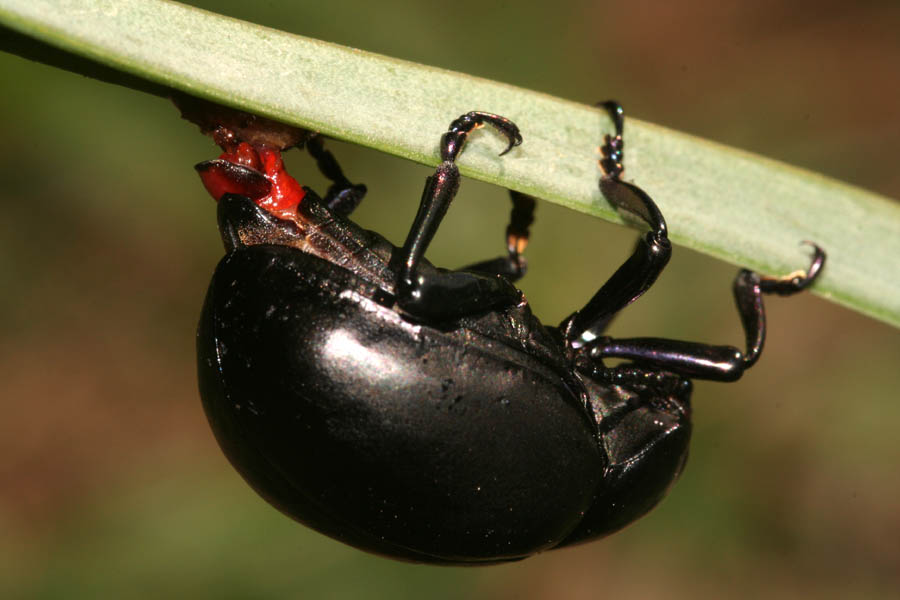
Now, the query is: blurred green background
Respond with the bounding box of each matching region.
[2,1,899,598]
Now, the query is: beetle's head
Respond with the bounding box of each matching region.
[561,372,692,545]
[195,129,307,222]
[194,128,315,252]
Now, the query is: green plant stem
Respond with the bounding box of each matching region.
[1,0,898,327]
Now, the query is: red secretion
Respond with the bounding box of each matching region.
[252,146,307,220]
[198,141,306,221]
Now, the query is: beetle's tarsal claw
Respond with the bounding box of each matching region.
[443,112,522,161]
[488,119,522,155]
[492,120,523,156]
[799,241,827,282]
[759,241,827,295]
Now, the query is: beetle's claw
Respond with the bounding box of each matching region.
[478,113,522,156]
[447,111,522,157]
[799,241,827,284]
[489,118,523,156]
[759,241,827,295]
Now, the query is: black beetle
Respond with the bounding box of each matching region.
[194,103,825,565]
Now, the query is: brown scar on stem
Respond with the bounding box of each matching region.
[172,93,315,150]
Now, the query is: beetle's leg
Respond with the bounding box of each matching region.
[461,190,536,283]
[396,112,524,321]
[306,135,367,217]
[559,100,672,347]
[582,244,826,381]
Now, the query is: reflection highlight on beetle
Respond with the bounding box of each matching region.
[323,328,407,382]
[194,102,824,564]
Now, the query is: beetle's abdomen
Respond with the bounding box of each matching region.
[198,245,604,564]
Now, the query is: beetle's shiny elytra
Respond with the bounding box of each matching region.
[195,104,824,564]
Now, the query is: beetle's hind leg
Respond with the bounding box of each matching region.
[559,100,672,346]
[396,112,524,321]
[306,134,367,217]
[581,244,826,381]
[462,190,536,283]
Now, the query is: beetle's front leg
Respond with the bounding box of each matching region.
[582,244,826,381]
[396,112,524,321]
[306,135,367,217]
